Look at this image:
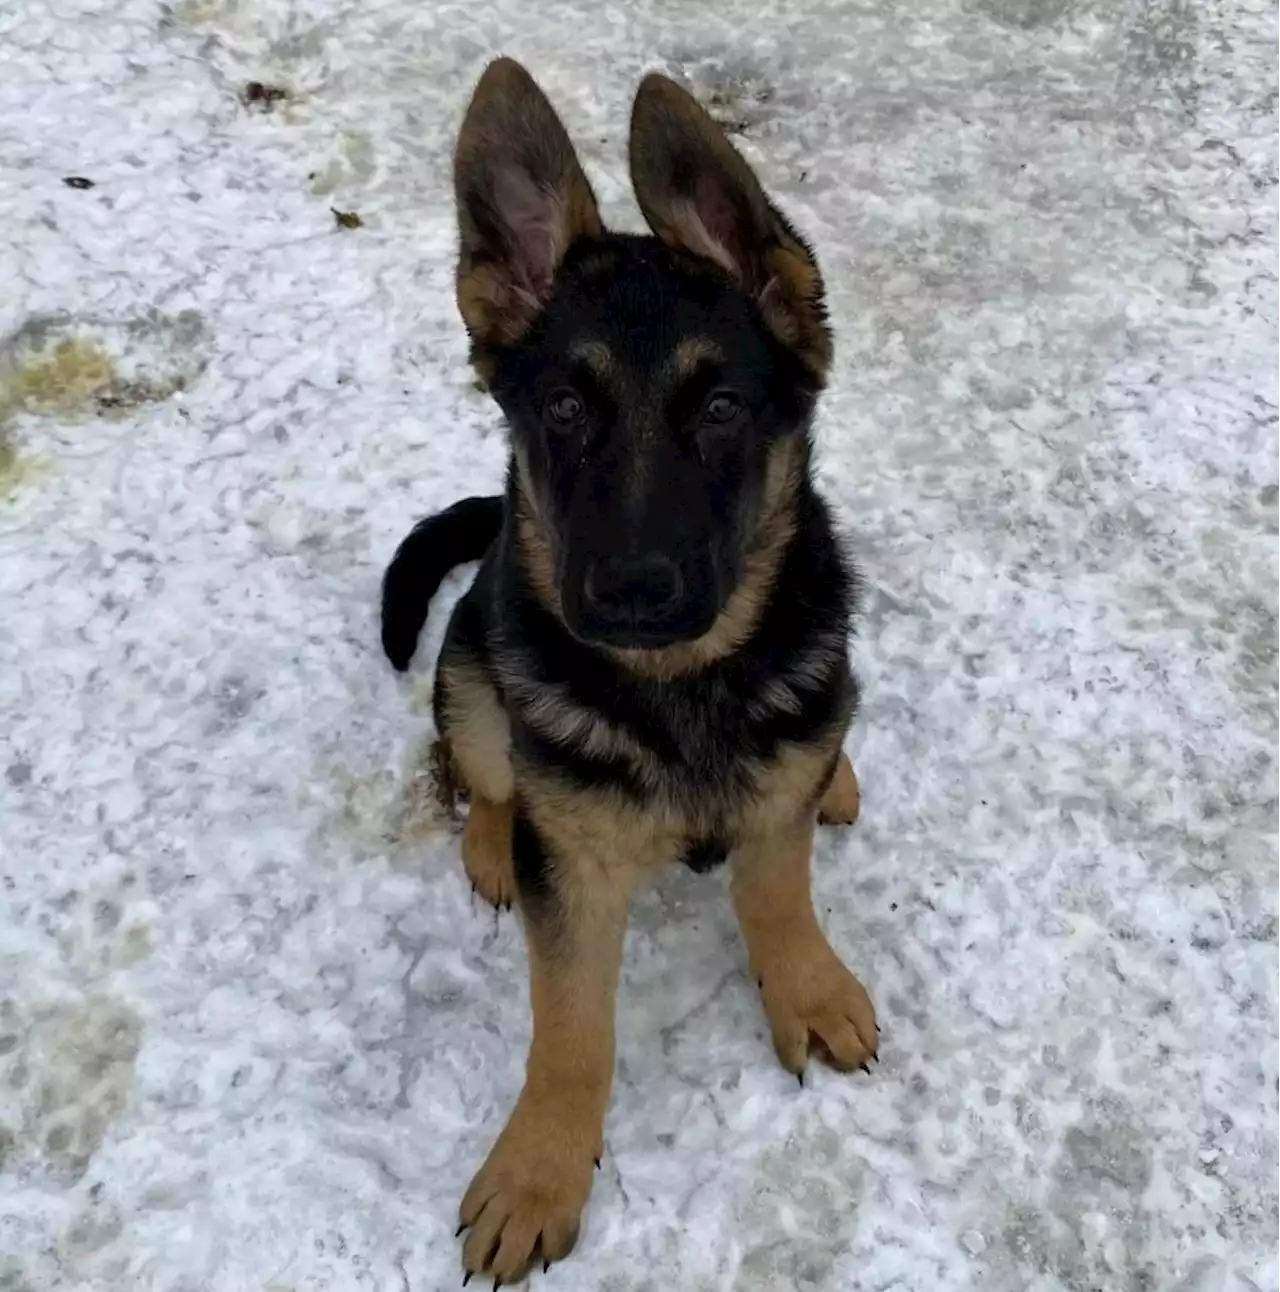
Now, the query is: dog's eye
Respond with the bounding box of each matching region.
[547,390,584,426]
[702,392,742,426]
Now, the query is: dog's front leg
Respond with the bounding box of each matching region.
[458,804,639,1284]
[731,812,878,1082]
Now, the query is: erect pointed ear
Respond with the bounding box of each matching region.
[454,59,603,354]
[628,73,832,381]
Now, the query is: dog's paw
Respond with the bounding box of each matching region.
[817,752,860,826]
[462,797,515,911]
[458,1094,601,1284]
[757,934,877,1079]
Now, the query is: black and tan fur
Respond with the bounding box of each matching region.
[380,59,876,1284]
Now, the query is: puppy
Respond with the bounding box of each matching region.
[381,59,875,1284]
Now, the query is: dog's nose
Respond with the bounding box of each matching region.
[584,554,683,625]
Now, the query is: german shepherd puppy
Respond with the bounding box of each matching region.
[380,59,877,1283]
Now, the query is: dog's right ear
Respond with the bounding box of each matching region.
[629,73,832,381]
[453,59,603,353]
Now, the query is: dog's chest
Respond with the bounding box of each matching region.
[640,679,769,812]
[649,678,749,766]
[678,834,730,873]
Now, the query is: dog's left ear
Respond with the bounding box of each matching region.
[628,73,832,381]
[454,58,604,356]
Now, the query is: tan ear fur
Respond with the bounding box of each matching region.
[628,73,832,380]
[454,59,603,354]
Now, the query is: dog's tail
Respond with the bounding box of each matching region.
[380,494,504,672]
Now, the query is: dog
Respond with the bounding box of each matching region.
[380,58,877,1284]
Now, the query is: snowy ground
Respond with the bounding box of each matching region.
[1,1,1277,1289]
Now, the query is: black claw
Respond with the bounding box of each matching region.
[470,883,476,894]
[462,1275,472,1288]
[593,1156,601,1170]
[872,1051,880,1064]
[493,1280,502,1290]
[455,1222,467,1237]
[756,978,763,989]
[796,1071,805,1087]
[859,1062,871,1075]
[505,900,512,912]
[543,1260,551,1274]
[875,1024,881,1034]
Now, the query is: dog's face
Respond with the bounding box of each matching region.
[453,61,832,650]
[489,238,817,648]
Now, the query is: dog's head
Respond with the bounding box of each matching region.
[454,59,831,657]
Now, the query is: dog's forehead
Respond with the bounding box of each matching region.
[568,335,724,389]
[540,238,767,386]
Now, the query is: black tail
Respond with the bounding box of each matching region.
[380,494,503,672]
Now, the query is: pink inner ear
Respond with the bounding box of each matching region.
[694,174,749,278]
[492,166,561,299]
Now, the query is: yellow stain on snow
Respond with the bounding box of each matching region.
[0,337,120,500]
[0,331,196,499]
[0,441,48,499]
[0,336,118,420]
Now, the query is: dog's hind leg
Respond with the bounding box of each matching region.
[434,594,516,909]
[817,750,860,826]
[462,794,515,910]
[440,660,515,908]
